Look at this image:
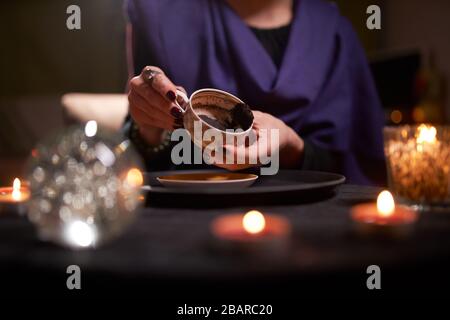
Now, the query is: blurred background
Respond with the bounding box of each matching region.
[1,0,449,184]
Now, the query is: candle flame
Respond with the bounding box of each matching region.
[126,168,143,187]
[242,210,266,234]
[416,124,437,144]
[12,178,21,201]
[377,190,395,217]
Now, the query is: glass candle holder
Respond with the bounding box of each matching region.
[383,124,450,210]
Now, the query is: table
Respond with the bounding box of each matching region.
[1,184,450,299]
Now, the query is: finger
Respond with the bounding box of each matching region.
[130,106,176,131]
[141,66,163,83]
[130,75,178,118]
[140,85,184,119]
[251,111,265,128]
[246,129,258,146]
[223,130,257,148]
[176,86,187,95]
[223,144,261,166]
[175,86,188,108]
[130,103,174,131]
[129,92,179,130]
[252,110,264,118]
[142,68,178,104]
[128,89,171,123]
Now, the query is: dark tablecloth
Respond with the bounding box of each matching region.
[1,184,450,299]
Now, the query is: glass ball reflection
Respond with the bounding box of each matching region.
[26,121,144,249]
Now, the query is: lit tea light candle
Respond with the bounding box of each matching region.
[242,210,266,234]
[0,178,30,203]
[210,210,291,256]
[0,178,30,215]
[351,190,418,238]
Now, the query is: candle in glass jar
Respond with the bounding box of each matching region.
[351,190,418,237]
[384,124,450,207]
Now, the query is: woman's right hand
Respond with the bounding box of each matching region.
[128,66,185,145]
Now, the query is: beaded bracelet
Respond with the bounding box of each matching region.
[128,120,172,159]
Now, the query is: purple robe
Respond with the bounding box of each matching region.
[127,0,386,185]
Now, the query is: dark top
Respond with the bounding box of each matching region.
[250,24,292,69]
[249,23,337,172]
[126,22,338,174]
[126,22,342,175]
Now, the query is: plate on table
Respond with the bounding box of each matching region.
[144,170,346,207]
[157,172,258,190]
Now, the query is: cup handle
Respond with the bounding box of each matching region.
[175,89,189,113]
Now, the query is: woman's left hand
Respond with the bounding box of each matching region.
[213,110,304,171]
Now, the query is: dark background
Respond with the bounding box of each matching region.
[1,0,449,97]
[0,0,449,182]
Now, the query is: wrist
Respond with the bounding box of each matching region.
[129,121,171,159]
[281,127,304,168]
[139,126,165,146]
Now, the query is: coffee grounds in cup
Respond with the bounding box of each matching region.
[196,103,254,131]
[231,103,253,131]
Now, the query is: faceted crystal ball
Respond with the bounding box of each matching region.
[26,121,144,249]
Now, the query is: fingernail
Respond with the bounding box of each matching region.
[170,107,183,118]
[166,91,176,101]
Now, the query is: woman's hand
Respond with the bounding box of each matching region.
[128,66,186,146]
[214,110,304,171]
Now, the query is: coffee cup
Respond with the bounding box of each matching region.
[175,88,254,149]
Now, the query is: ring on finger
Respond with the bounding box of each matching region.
[142,67,161,84]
